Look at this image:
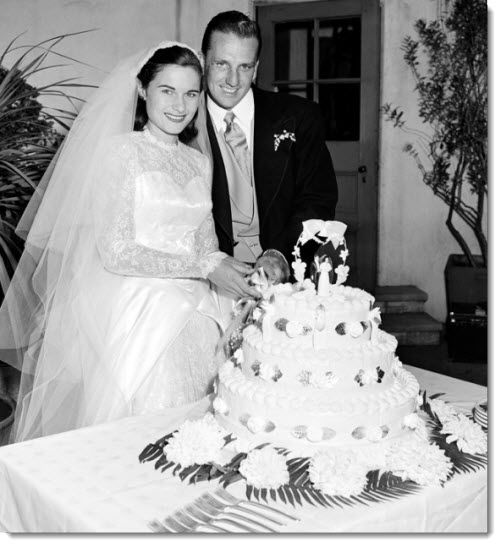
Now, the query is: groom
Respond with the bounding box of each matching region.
[194,10,338,284]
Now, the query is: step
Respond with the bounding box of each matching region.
[374,285,428,314]
[381,312,443,346]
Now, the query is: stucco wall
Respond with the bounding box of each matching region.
[0,0,250,105]
[379,0,487,321]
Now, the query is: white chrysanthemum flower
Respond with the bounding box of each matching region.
[239,446,289,489]
[213,396,229,416]
[385,437,453,486]
[441,414,487,455]
[345,321,364,338]
[164,414,227,466]
[308,450,368,497]
[429,399,458,424]
[355,444,387,470]
[340,248,349,261]
[259,362,276,381]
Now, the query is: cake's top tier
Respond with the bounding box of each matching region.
[257,282,378,349]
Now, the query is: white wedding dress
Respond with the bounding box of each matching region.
[7,128,230,440]
[89,128,228,415]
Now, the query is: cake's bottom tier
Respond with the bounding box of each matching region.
[214,364,420,454]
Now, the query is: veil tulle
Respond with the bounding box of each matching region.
[0,40,202,442]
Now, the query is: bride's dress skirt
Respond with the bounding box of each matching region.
[77,272,225,421]
[132,311,220,413]
[12,271,227,441]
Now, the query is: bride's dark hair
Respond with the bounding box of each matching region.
[134,45,202,143]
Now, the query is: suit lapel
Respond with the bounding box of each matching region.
[205,107,233,244]
[253,89,295,224]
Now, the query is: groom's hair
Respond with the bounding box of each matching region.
[134,45,202,143]
[201,10,262,59]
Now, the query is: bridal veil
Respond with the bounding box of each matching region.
[0,41,204,441]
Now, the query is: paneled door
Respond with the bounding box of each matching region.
[256,0,380,290]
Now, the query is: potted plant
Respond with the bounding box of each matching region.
[382,0,487,360]
[0,31,94,430]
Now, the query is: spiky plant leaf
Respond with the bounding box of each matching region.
[0,32,95,300]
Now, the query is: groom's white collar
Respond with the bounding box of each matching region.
[206,89,254,149]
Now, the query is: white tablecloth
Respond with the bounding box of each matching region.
[0,366,488,533]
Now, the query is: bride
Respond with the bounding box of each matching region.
[0,41,260,442]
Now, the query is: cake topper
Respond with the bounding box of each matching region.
[293,220,349,291]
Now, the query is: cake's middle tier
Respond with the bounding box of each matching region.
[240,324,400,395]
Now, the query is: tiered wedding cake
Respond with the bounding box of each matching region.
[213,221,420,453]
[140,220,486,504]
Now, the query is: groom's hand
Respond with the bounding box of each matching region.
[255,249,290,285]
[208,257,261,299]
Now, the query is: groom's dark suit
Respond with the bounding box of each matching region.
[194,86,338,265]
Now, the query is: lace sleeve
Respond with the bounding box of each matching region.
[94,138,226,279]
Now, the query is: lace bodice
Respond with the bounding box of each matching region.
[94,129,226,278]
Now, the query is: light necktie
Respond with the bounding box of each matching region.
[223,111,252,182]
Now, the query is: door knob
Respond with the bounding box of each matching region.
[358,165,367,183]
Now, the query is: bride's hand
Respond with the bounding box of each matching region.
[208,257,261,299]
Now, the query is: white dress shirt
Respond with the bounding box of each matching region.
[206,89,254,153]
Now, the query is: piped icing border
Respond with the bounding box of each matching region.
[218,362,419,415]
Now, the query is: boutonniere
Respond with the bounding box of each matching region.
[273,130,296,151]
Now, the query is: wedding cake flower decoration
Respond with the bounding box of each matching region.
[308,450,368,497]
[140,391,486,509]
[257,361,283,382]
[163,413,228,466]
[354,367,385,386]
[428,398,460,424]
[385,437,453,486]
[239,446,289,488]
[440,414,487,455]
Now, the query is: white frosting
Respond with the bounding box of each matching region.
[216,366,419,452]
[214,278,420,454]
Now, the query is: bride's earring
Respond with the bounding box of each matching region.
[137,83,147,101]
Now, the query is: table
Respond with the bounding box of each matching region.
[0,366,487,533]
